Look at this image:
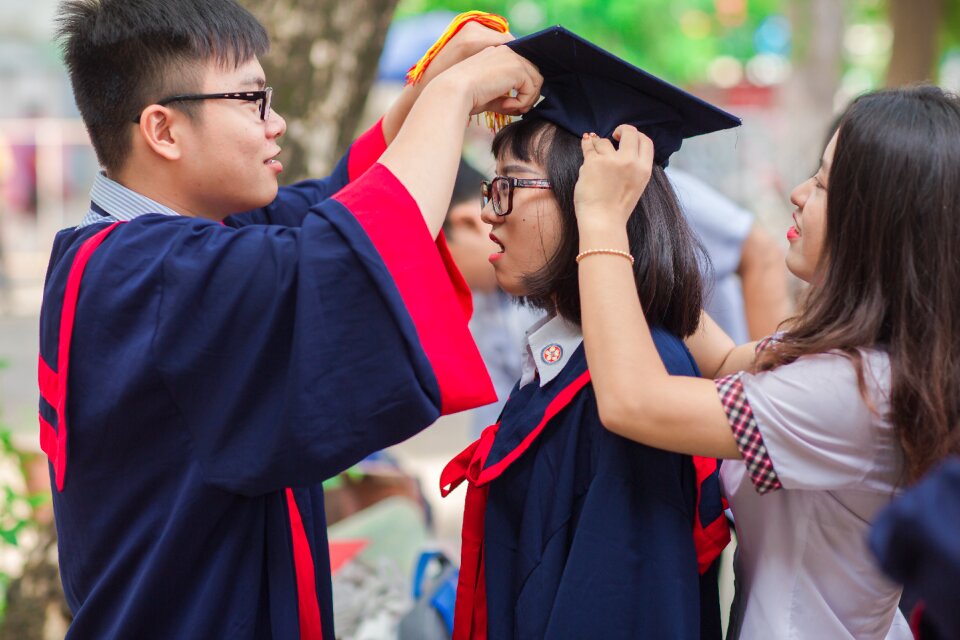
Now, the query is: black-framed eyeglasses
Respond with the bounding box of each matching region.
[133,87,273,124]
[481,176,553,216]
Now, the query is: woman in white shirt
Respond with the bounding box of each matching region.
[573,86,960,638]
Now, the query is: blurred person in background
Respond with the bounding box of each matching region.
[444,158,542,436]
[668,168,790,343]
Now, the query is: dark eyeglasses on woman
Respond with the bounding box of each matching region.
[481,176,553,216]
[133,87,273,124]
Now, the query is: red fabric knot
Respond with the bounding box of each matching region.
[440,423,499,497]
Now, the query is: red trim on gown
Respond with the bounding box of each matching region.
[347,118,387,182]
[334,163,495,415]
[37,221,123,491]
[286,489,324,640]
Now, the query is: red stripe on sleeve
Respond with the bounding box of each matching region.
[333,163,496,415]
[39,414,57,462]
[38,354,58,407]
[47,222,122,490]
[347,119,387,182]
[285,488,323,640]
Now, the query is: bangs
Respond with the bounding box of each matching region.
[492,118,557,167]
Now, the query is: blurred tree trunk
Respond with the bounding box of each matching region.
[786,0,844,119]
[886,0,944,86]
[240,0,400,182]
[779,0,844,182]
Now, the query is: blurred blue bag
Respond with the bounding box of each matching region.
[397,550,457,640]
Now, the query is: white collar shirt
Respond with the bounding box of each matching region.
[79,172,181,228]
[519,313,583,389]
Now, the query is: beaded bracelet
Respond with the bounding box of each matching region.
[575,249,635,266]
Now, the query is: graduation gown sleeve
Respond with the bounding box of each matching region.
[151,162,493,495]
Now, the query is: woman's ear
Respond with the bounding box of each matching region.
[135,105,183,161]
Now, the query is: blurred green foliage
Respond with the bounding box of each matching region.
[397,0,785,83]
[945,0,960,50]
[0,360,47,624]
[397,0,960,87]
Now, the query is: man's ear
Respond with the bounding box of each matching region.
[136,105,184,161]
[449,201,484,232]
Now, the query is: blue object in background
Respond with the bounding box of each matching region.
[398,550,458,640]
[377,11,458,82]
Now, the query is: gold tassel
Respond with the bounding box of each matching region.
[485,112,511,132]
[469,112,513,133]
[405,11,510,85]
[406,11,513,134]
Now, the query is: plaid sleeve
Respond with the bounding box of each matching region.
[715,373,783,494]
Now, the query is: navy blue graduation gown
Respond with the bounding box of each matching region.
[441,330,729,640]
[38,122,495,639]
[870,457,960,640]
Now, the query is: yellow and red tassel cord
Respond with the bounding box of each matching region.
[405,10,513,132]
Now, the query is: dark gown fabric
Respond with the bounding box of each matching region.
[38,125,494,639]
[870,457,960,640]
[443,328,728,640]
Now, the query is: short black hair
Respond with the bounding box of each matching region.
[492,118,705,337]
[443,159,486,235]
[57,0,269,172]
[451,159,486,209]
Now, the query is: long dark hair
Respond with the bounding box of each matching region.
[757,86,960,482]
[491,118,705,337]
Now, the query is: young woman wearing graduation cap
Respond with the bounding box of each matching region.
[575,86,960,638]
[440,27,740,640]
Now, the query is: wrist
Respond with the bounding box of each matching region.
[576,213,628,239]
[426,73,473,115]
[578,225,629,253]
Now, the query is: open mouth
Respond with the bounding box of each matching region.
[265,149,282,166]
[791,212,802,235]
[490,233,505,254]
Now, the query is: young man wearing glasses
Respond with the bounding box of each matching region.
[42,1,541,638]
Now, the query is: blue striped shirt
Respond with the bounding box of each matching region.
[79,172,181,227]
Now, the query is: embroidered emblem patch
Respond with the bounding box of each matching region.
[541,343,563,364]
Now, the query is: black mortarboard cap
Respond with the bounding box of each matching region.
[506,26,741,166]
